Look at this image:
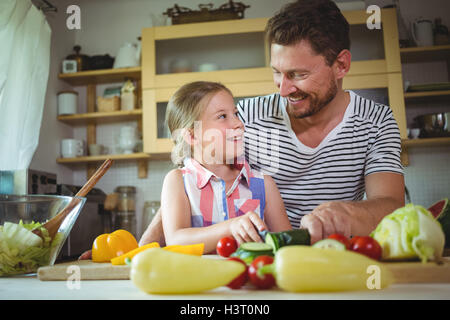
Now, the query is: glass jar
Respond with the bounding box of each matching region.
[142,201,160,236]
[115,186,136,212]
[113,186,137,236]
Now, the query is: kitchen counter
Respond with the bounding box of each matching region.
[1,275,449,300]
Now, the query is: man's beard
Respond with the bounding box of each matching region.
[287,79,338,119]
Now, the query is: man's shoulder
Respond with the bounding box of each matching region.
[350,91,395,125]
[237,93,284,122]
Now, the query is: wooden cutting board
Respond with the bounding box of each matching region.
[37,257,450,283]
[37,260,130,281]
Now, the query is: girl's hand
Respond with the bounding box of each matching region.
[230,211,267,245]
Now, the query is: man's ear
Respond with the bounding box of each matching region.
[333,49,351,80]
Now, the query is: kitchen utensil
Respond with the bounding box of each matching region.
[198,63,219,72]
[409,128,421,139]
[170,59,192,73]
[434,18,449,45]
[61,139,84,158]
[113,42,140,68]
[415,112,449,137]
[142,201,160,236]
[57,91,78,115]
[65,45,90,71]
[119,126,137,154]
[88,54,115,70]
[38,260,130,281]
[411,18,434,47]
[0,194,87,276]
[88,144,103,156]
[33,159,113,241]
[163,1,250,25]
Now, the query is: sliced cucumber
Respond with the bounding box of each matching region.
[312,239,346,251]
[231,242,274,264]
[264,229,311,252]
[240,242,273,252]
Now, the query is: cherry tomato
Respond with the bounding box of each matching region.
[350,236,382,260]
[328,233,351,250]
[248,256,276,289]
[216,236,238,257]
[226,257,248,289]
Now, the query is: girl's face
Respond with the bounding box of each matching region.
[193,90,244,165]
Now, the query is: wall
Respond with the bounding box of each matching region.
[31,0,450,238]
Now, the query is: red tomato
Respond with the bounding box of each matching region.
[226,257,248,289]
[350,236,382,260]
[328,233,351,250]
[248,256,276,289]
[216,236,238,257]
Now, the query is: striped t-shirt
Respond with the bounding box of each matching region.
[237,90,403,228]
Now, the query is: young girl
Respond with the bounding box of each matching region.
[161,81,291,253]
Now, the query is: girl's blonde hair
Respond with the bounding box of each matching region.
[165,81,232,166]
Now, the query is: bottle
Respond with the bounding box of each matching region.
[114,186,137,236]
[141,201,160,236]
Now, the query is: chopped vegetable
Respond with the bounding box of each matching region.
[370,204,445,263]
[260,229,310,252]
[327,233,352,249]
[130,248,245,294]
[312,239,346,251]
[163,243,204,256]
[230,242,274,264]
[0,221,63,276]
[92,229,138,262]
[111,242,160,265]
[258,246,393,292]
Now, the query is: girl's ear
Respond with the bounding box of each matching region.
[182,128,196,146]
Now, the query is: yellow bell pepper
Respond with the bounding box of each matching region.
[92,229,138,262]
[111,242,160,265]
[259,246,394,292]
[130,248,245,294]
[162,243,204,256]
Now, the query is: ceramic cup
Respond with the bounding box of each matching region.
[57,91,78,115]
[61,139,84,158]
[88,144,103,156]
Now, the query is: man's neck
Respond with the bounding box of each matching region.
[289,90,350,148]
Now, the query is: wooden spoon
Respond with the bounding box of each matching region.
[34,159,114,241]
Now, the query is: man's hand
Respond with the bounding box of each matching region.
[300,201,353,244]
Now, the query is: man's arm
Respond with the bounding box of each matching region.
[301,172,405,244]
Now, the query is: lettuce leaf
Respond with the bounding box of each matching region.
[371,204,445,263]
[0,221,63,276]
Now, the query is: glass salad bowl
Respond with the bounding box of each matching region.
[0,194,86,276]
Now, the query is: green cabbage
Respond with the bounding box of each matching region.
[371,204,445,263]
[0,221,64,276]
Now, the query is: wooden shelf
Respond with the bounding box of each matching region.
[404,89,450,99]
[58,67,141,86]
[58,109,142,125]
[400,45,450,63]
[57,152,151,164]
[402,137,450,147]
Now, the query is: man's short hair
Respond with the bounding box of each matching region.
[266,0,350,66]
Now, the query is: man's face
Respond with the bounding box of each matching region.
[270,41,338,119]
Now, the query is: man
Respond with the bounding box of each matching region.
[140,0,404,246]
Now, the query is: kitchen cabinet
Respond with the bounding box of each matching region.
[57,67,156,178]
[400,44,450,157]
[140,9,408,160]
